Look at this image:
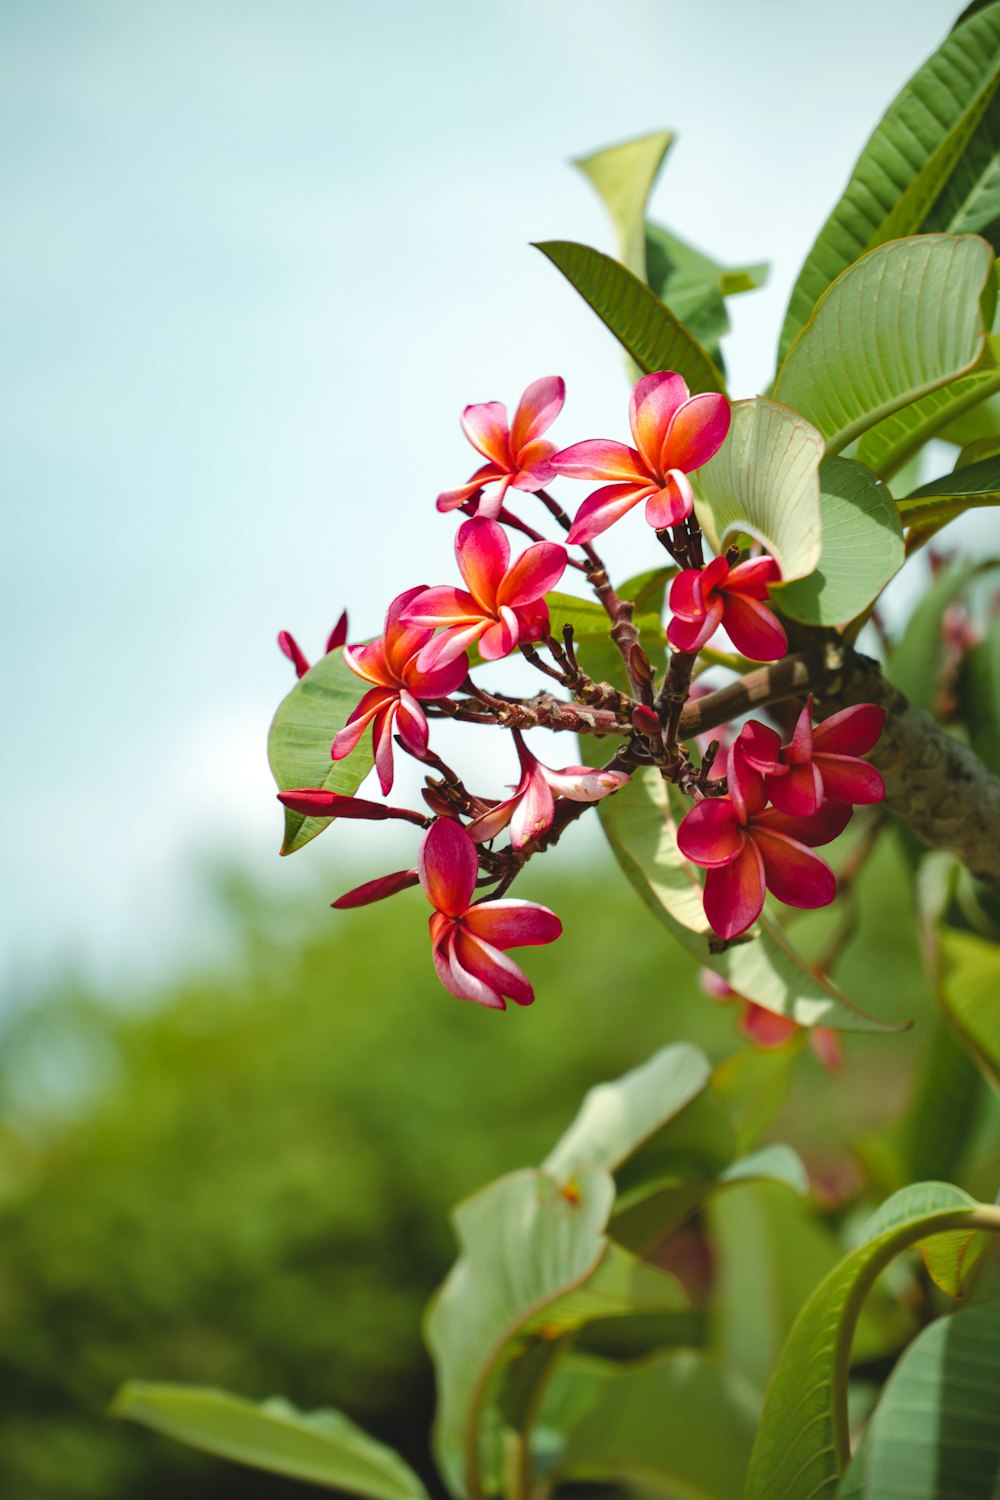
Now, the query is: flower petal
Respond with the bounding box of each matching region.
[739,1002,800,1049]
[703,840,766,939]
[736,720,784,775]
[418,817,479,915]
[755,799,853,847]
[332,869,420,908]
[721,593,788,661]
[786,698,814,764]
[766,761,823,817]
[395,689,429,757]
[416,621,487,673]
[475,475,513,521]
[456,517,510,610]
[431,925,507,1009]
[479,608,519,660]
[464,897,563,948]
[508,766,555,847]
[343,639,392,687]
[812,703,886,756]
[753,830,837,910]
[661,392,731,472]
[326,611,349,653]
[466,797,517,844]
[541,766,630,801]
[510,439,557,490]
[666,597,723,653]
[510,376,565,454]
[406,650,470,699]
[372,704,398,794]
[331,687,393,760]
[628,372,690,472]
[566,483,646,545]
[643,472,694,529]
[677,798,744,867]
[278,630,310,678]
[726,555,781,599]
[497,540,567,609]
[279,789,392,819]
[402,586,481,627]
[815,753,886,804]
[453,929,535,1007]
[514,598,549,643]
[461,400,512,469]
[552,439,649,483]
[384,586,436,677]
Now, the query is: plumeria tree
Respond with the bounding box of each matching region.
[116,7,1000,1498]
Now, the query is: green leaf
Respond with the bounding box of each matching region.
[541,1042,712,1183]
[267,648,374,855]
[539,1351,759,1499]
[923,87,1000,249]
[573,130,673,278]
[645,222,768,365]
[838,1299,1000,1498]
[898,451,1000,530]
[773,235,995,457]
[110,1384,428,1499]
[694,397,824,583]
[425,1166,686,1498]
[534,240,725,395]
[858,337,1000,480]
[777,3,1000,363]
[598,769,898,1033]
[938,927,1000,1087]
[745,1183,1000,1500]
[773,457,903,627]
[888,560,997,710]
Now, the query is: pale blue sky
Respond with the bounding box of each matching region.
[1,0,965,987]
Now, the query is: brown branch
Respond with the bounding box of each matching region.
[677,654,816,738]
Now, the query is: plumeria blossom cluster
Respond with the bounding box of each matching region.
[277,370,886,1010]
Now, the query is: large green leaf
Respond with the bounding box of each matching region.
[694,397,824,582]
[938,927,1000,1087]
[745,1183,1000,1500]
[898,451,1000,529]
[924,86,1000,248]
[538,1351,759,1499]
[542,1042,712,1183]
[599,770,897,1033]
[534,240,725,395]
[773,235,995,457]
[267,648,374,855]
[573,130,673,278]
[838,1298,1000,1499]
[110,1385,428,1499]
[773,457,903,626]
[858,336,1000,480]
[426,1166,686,1498]
[777,3,1000,363]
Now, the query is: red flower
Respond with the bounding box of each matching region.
[677,758,852,940]
[736,697,886,816]
[667,555,787,662]
[403,518,566,672]
[467,731,630,849]
[277,789,428,826]
[331,589,468,795]
[277,610,349,679]
[437,377,565,518]
[419,819,562,1009]
[553,371,730,544]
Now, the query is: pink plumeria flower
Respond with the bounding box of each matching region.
[437,377,566,519]
[736,698,886,817]
[552,371,730,545]
[667,555,787,662]
[277,610,349,679]
[332,588,469,795]
[403,517,566,672]
[467,731,630,849]
[699,969,843,1070]
[419,818,562,1009]
[677,757,852,940]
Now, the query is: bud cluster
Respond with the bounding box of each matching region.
[276,372,886,1010]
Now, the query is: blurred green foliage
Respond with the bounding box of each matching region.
[0,834,966,1499]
